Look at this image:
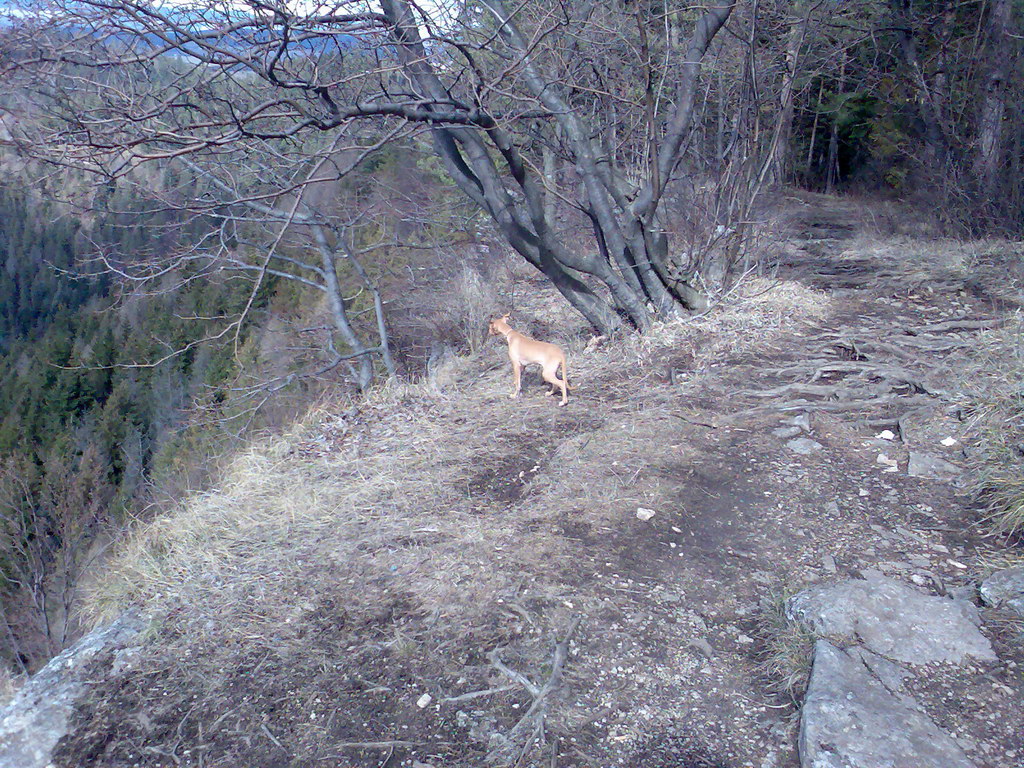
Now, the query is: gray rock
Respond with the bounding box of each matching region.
[980,567,1024,616]
[799,640,975,768]
[820,553,837,574]
[773,426,803,439]
[0,612,143,768]
[908,452,962,481]
[788,412,813,432]
[686,637,714,658]
[786,573,995,665]
[788,438,823,455]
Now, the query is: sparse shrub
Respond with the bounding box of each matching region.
[754,591,816,703]
[958,316,1024,539]
[433,265,501,354]
[0,665,22,706]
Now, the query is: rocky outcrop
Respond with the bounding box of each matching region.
[907,452,962,482]
[800,641,974,768]
[788,575,995,768]
[0,613,143,768]
[786,572,995,665]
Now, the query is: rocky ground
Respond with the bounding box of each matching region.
[2,193,1023,768]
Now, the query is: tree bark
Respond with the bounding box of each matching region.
[974,0,1013,195]
[771,9,809,184]
[891,0,950,165]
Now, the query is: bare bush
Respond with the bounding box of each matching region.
[432,266,502,355]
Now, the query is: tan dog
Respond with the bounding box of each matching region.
[488,314,573,406]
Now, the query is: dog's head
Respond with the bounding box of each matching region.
[488,314,511,336]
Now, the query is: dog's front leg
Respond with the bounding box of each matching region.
[510,359,522,398]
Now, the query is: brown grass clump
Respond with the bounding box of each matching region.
[753,591,816,705]
[955,316,1024,538]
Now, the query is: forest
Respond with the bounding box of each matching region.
[0,0,1020,691]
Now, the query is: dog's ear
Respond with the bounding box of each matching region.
[502,313,511,321]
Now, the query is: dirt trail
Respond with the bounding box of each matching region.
[54,198,1024,768]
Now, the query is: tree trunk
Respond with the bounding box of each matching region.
[313,227,374,390]
[891,0,950,166]
[771,10,808,184]
[383,0,735,331]
[826,51,847,193]
[974,0,1012,195]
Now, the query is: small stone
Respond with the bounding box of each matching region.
[821,553,838,573]
[773,426,802,439]
[940,437,958,447]
[416,693,433,708]
[636,507,656,521]
[687,637,713,658]
[876,430,896,440]
[789,412,812,432]
[877,453,898,467]
[980,567,1024,616]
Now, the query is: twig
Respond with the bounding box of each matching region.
[670,413,717,429]
[911,318,1004,334]
[318,741,418,754]
[441,684,517,703]
[514,719,545,767]
[488,650,541,697]
[261,723,286,752]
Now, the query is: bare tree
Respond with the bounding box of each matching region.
[2,0,739,336]
[0,449,110,666]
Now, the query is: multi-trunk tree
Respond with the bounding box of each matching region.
[3,0,739,341]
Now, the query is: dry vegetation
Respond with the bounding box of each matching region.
[52,202,1024,767]
[90,276,829,630]
[955,317,1024,538]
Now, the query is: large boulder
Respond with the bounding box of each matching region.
[0,613,143,768]
[786,573,995,664]
[799,640,975,768]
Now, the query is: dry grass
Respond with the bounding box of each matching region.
[621,278,831,377]
[754,592,816,704]
[0,665,22,707]
[432,265,503,354]
[84,277,831,647]
[86,379,561,649]
[954,315,1024,537]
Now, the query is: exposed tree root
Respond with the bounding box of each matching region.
[910,318,1004,334]
[486,617,582,765]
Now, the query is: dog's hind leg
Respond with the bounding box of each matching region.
[541,363,568,406]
